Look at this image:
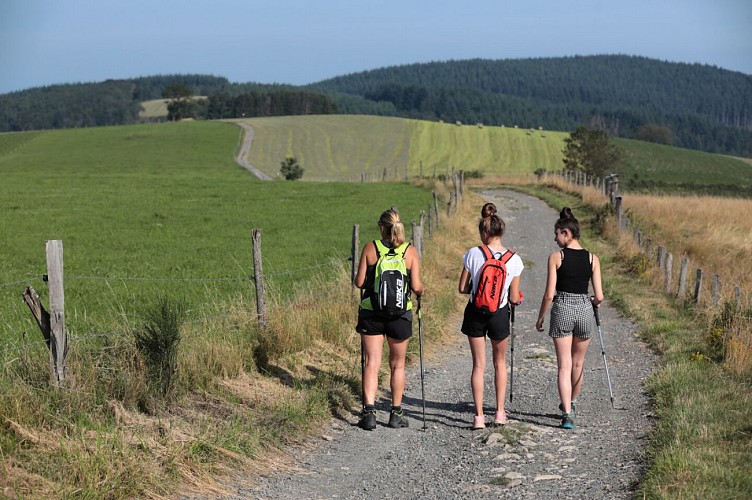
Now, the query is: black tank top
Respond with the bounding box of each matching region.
[556,248,592,294]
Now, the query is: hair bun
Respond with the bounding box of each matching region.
[481,202,497,218]
[560,207,574,220]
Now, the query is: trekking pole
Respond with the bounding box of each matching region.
[593,304,615,409]
[417,296,427,430]
[509,304,515,404]
[360,336,366,412]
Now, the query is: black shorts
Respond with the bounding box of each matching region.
[461,301,511,340]
[356,309,413,340]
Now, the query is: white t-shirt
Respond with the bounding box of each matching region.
[463,246,524,308]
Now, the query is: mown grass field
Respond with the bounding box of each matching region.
[241,115,568,180]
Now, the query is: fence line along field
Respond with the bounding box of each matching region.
[0,120,432,346]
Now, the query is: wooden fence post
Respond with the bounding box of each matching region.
[677,256,690,298]
[433,191,440,229]
[427,204,434,239]
[412,220,423,258]
[615,196,623,231]
[251,229,267,329]
[46,240,67,386]
[712,274,720,307]
[735,287,742,306]
[656,246,665,269]
[664,252,673,293]
[645,238,653,260]
[693,268,703,304]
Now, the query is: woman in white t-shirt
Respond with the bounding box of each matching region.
[458,202,524,430]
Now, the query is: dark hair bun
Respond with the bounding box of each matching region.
[481,203,497,218]
[560,207,575,220]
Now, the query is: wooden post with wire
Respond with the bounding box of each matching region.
[251,229,267,329]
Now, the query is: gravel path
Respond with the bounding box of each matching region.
[233,122,273,180]
[233,190,657,499]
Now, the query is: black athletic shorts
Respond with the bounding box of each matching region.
[461,301,511,340]
[356,309,413,340]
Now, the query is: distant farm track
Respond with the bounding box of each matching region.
[239,115,568,181]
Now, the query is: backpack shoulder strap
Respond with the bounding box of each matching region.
[478,245,493,261]
[501,249,515,264]
[373,239,387,258]
[395,241,410,258]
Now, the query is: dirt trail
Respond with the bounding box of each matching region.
[212,189,656,499]
[232,122,273,180]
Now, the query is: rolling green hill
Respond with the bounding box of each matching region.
[242,115,568,180]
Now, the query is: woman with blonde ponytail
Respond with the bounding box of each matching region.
[354,208,424,430]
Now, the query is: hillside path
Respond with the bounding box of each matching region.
[232,122,273,180]
[224,189,657,499]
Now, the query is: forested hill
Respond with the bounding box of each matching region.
[309,55,752,157]
[1,55,751,157]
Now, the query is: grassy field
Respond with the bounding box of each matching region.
[0,121,432,344]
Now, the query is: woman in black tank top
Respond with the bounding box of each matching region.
[535,208,604,429]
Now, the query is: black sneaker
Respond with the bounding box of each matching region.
[358,409,377,430]
[561,414,575,429]
[559,402,577,418]
[388,409,409,428]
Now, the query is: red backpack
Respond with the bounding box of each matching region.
[473,246,515,315]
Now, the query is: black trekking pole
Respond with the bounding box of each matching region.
[360,336,366,412]
[593,304,615,409]
[417,296,427,430]
[509,304,515,404]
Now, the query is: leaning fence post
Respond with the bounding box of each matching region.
[251,229,267,329]
[677,256,690,298]
[693,268,703,304]
[45,240,67,386]
[351,224,360,298]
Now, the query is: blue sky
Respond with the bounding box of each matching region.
[1,0,750,94]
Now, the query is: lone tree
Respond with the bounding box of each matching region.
[562,126,622,178]
[279,156,304,180]
[163,83,195,121]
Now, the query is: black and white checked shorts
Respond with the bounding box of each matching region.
[549,292,594,339]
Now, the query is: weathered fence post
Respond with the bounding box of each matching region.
[351,224,360,298]
[447,195,453,218]
[433,191,440,229]
[712,274,720,307]
[459,170,465,197]
[694,269,704,304]
[44,240,67,386]
[664,252,673,293]
[645,238,653,260]
[677,256,690,298]
[615,196,623,230]
[657,246,665,269]
[735,286,742,306]
[251,229,267,329]
[412,220,423,257]
[427,204,434,239]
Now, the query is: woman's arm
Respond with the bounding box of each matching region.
[508,275,521,305]
[406,246,424,296]
[354,241,375,289]
[536,252,560,332]
[590,254,604,306]
[458,268,471,294]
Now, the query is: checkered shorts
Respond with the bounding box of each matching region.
[549,292,594,339]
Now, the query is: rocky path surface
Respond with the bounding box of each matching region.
[230,190,657,499]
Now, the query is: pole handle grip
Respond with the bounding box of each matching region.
[510,304,515,322]
[592,299,601,326]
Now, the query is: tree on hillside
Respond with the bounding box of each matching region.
[562,126,622,178]
[635,124,674,145]
[163,83,195,121]
[279,156,304,180]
